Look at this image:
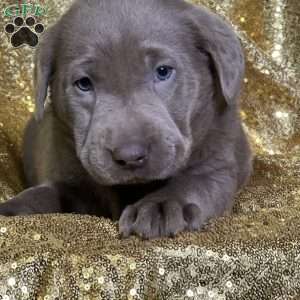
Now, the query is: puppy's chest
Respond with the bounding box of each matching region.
[113,180,169,205]
[86,180,168,220]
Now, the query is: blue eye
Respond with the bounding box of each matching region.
[155,65,174,81]
[75,77,93,92]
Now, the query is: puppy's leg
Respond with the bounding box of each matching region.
[0,184,63,216]
[0,182,119,218]
[119,167,238,239]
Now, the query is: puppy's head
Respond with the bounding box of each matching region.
[34,0,244,185]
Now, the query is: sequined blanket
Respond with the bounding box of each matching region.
[0,0,299,299]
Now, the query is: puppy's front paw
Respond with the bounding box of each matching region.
[119,199,202,239]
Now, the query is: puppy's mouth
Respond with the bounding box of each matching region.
[115,175,153,185]
[79,127,190,186]
[83,146,179,186]
[89,159,176,186]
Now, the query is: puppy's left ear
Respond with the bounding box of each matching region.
[34,24,58,121]
[184,4,245,106]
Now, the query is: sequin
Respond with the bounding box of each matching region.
[33,233,41,241]
[206,250,215,257]
[7,277,16,286]
[158,268,165,275]
[129,289,137,296]
[186,289,194,297]
[82,267,92,279]
[222,254,231,262]
[274,111,289,119]
[0,227,7,233]
[97,277,105,284]
[272,50,281,58]
[226,281,233,289]
[197,287,205,295]
[11,262,17,269]
[208,290,215,298]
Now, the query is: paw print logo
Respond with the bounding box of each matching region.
[4,16,45,48]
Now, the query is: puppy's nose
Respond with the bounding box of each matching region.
[112,143,148,169]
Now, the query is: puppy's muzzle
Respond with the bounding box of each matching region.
[110,142,149,170]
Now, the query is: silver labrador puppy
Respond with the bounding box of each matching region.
[0,0,253,239]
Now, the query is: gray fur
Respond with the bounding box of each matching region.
[0,0,253,239]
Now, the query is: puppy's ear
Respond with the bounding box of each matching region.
[184,5,245,106]
[34,24,58,121]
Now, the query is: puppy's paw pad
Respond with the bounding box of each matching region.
[4,16,45,48]
[35,23,44,34]
[5,23,15,34]
[26,17,35,26]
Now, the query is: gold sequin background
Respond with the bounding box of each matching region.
[0,0,299,299]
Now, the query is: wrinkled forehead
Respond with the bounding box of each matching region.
[56,0,192,65]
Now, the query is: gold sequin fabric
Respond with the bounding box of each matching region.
[0,0,299,299]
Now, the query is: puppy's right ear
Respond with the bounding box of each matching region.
[34,25,58,122]
[183,4,245,107]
